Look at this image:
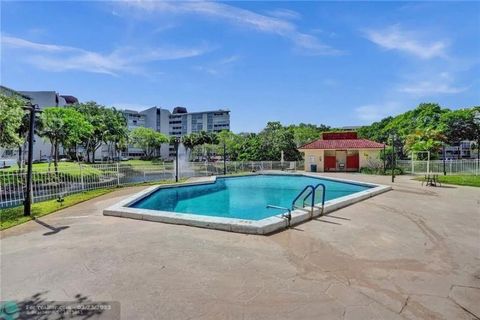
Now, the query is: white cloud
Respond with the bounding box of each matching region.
[194,55,241,76]
[398,72,468,96]
[364,25,448,59]
[118,1,340,56]
[266,8,301,20]
[1,35,211,75]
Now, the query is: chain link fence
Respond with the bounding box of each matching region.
[0,161,303,208]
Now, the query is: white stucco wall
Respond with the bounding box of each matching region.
[301,149,324,172]
[301,148,382,172]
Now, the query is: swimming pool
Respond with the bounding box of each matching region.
[104,173,391,234]
[130,175,370,220]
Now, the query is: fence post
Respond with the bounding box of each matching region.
[411,153,414,174]
[116,162,120,186]
[79,163,85,190]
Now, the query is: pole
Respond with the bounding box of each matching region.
[411,151,414,175]
[391,135,395,183]
[223,141,226,175]
[426,151,430,175]
[24,104,37,216]
[383,144,386,174]
[442,144,446,175]
[175,138,179,182]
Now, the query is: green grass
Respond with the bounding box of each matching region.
[0,188,115,230]
[0,179,186,230]
[415,175,480,187]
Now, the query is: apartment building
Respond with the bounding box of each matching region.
[121,106,230,159]
[0,86,78,163]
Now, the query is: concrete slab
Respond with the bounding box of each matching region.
[1,174,479,319]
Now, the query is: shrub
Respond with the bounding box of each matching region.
[360,166,404,175]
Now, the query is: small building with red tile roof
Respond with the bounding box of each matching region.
[298,132,385,172]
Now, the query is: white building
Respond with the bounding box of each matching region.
[0,86,78,164]
[120,106,230,159]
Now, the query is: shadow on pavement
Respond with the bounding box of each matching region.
[33,218,70,236]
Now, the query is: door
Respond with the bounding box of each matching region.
[346,153,359,171]
[324,156,336,171]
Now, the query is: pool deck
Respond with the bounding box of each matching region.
[1,173,479,319]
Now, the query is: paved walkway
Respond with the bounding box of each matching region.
[1,174,479,319]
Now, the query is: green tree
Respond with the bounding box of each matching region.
[404,129,445,159]
[129,127,169,159]
[439,108,479,146]
[72,102,110,162]
[0,94,25,148]
[287,123,331,147]
[257,122,301,161]
[103,108,128,161]
[39,107,92,172]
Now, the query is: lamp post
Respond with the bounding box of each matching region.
[223,140,226,175]
[442,143,446,176]
[23,103,40,216]
[391,134,396,183]
[383,143,386,174]
[173,137,180,182]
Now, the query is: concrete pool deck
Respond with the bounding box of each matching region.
[1,173,479,319]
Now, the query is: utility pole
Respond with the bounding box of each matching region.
[24,104,39,216]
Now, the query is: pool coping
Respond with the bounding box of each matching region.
[103,172,392,235]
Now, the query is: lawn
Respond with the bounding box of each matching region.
[415,175,480,187]
[0,179,186,230]
[0,188,115,230]
[0,161,102,174]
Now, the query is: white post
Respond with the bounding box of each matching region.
[427,151,430,175]
[80,163,85,190]
[411,152,414,174]
[116,162,120,186]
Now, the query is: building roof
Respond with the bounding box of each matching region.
[60,95,78,104]
[299,138,385,150]
[0,85,32,100]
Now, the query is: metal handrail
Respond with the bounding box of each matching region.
[266,205,292,227]
[313,183,326,215]
[291,185,315,210]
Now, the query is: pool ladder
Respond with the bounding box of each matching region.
[266,183,326,228]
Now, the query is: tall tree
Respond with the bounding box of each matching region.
[287,123,331,147]
[103,107,128,161]
[129,127,169,159]
[404,128,445,160]
[0,94,25,148]
[39,107,92,172]
[72,102,109,162]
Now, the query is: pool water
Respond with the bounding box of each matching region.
[130,175,371,220]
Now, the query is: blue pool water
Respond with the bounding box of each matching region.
[130,175,371,220]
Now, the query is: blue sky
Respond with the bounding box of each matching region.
[2,1,479,132]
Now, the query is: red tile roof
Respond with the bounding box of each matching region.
[299,139,385,150]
